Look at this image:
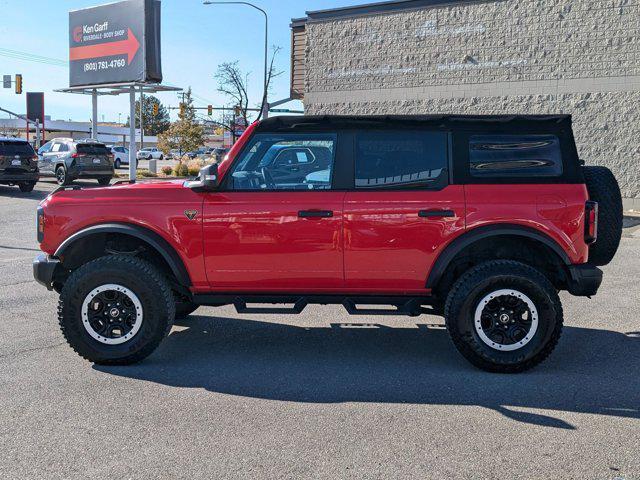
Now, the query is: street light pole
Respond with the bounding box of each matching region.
[202,1,269,119]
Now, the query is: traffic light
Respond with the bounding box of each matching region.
[15,74,22,94]
[152,103,159,116]
[234,105,241,116]
[207,105,213,116]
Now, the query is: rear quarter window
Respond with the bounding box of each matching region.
[0,141,35,156]
[469,135,562,178]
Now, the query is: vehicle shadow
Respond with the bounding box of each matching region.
[0,184,50,200]
[95,315,640,429]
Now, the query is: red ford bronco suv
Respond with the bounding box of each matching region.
[33,115,623,373]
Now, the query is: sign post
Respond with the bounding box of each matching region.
[129,87,136,179]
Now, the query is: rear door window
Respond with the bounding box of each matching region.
[469,135,562,178]
[0,141,35,156]
[77,144,109,156]
[354,131,448,189]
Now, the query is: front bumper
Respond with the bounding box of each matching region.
[33,253,60,290]
[567,264,603,297]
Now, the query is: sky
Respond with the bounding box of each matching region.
[0,0,371,124]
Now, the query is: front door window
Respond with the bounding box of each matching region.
[228,134,337,191]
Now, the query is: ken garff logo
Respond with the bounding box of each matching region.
[184,210,198,220]
[73,26,83,43]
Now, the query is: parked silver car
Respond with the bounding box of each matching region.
[38,138,114,186]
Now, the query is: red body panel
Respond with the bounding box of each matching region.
[464,184,589,264]
[39,180,209,290]
[343,186,466,293]
[202,191,345,291]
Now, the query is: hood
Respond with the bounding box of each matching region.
[42,179,198,208]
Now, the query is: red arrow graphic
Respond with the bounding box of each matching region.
[69,28,140,65]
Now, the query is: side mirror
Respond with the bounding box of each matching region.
[185,164,219,192]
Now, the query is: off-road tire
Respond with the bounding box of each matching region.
[55,165,70,186]
[18,182,35,192]
[97,176,111,186]
[58,255,175,365]
[444,260,563,373]
[583,165,622,266]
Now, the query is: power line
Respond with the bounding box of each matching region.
[0,48,67,67]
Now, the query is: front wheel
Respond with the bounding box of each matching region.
[114,159,121,169]
[58,255,175,365]
[97,176,112,186]
[444,260,563,373]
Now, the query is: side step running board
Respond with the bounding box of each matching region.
[195,294,436,317]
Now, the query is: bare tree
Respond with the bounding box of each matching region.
[215,62,251,128]
[214,46,284,138]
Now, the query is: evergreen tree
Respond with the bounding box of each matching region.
[157,88,204,154]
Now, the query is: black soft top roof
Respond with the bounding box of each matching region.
[256,114,572,132]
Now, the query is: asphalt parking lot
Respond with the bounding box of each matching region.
[1,179,639,480]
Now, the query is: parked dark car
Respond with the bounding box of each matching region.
[0,137,39,192]
[38,138,114,186]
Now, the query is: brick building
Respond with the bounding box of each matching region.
[290,0,640,203]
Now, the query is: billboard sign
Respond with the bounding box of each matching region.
[69,0,162,87]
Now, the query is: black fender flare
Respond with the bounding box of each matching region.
[54,223,192,287]
[426,224,572,289]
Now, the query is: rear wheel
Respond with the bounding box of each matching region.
[18,181,35,192]
[97,176,111,186]
[445,260,563,373]
[58,255,175,365]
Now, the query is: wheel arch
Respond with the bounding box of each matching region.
[54,223,192,287]
[427,224,572,293]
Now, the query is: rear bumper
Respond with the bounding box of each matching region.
[567,264,603,297]
[33,253,60,290]
[0,171,39,183]
[68,167,113,178]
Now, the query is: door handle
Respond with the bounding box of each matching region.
[419,209,456,218]
[298,210,333,218]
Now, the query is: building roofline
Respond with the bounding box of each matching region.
[297,0,491,23]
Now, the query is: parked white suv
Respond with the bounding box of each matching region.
[108,146,132,169]
[136,147,163,160]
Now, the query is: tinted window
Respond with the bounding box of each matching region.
[77,144,109,155]
[229,134,336,191]
[355,131,448,188]
[0,141,35,156]
[469,135,562,178]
